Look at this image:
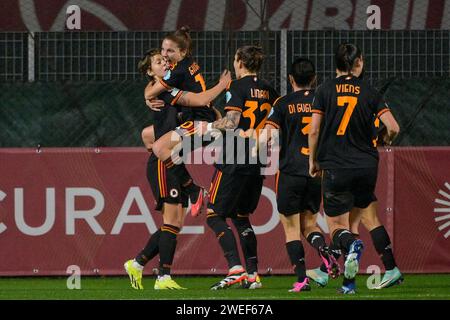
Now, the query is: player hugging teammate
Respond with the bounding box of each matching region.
[125,26,231,290]
[199,45,279,290]
[126,35,403,295]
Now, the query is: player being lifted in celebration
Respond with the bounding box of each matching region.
[199,46,279,290]
[124,49,230,290]
[145,26,223,217]
[308,43,400,294]
[263,58,339,292]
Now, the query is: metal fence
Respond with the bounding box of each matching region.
[1,30,449,93]
[1,78,449,148]
[1,30,449,148]
[288,30,450,84]
[0,32,27,82]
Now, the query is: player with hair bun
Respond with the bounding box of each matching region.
[124,45,230,290]
[146,26,230,219]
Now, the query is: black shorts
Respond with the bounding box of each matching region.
[207,169,263,218]
[275,172,321,216]
[322,167,378,217]
[147,154,188,211]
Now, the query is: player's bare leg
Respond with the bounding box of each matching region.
[349,207,364,234]
[152,130,182,161]
[142,125,155,152]
[153,130,205,217]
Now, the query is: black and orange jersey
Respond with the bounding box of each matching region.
[266,89,315,177]
[372,116,382,147]
[159,56,215,122]
[224,76,279,131]
[152,89,183,140]
[219,75,279,175]
[312,75,390,169]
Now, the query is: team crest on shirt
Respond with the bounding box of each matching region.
[170,189,179,198]
[163,70,172,80]
[225,91,232,103]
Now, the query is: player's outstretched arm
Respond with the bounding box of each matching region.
[177,70,231,107]
[211,106,223,120]
[144,79,166,102]
[211,110,241,130]
[144,80,166,111]
[259,123,277,147]
[379,111,400,145]
[198,110,241,134]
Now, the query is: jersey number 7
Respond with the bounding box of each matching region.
[337,96,358,135]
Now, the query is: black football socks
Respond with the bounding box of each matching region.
[370,225,397,270]
[232,216,258,274]
[207,214,242,268]
[158,224,180,276]
[286,240,307,282]
[135,228,161,266]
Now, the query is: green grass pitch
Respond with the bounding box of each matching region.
[0,274,449,300]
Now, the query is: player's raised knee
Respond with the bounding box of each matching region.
[142,126,155,150]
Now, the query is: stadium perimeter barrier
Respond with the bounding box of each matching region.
[0,147,448,276]
[1,28,449,275]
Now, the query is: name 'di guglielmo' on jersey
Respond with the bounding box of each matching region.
[288,103,311,114]
[336,84,361,94]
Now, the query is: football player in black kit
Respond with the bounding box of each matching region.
[308,52,403,291]
[124,48,230,290]
[309,43,400,294]
[145,26,228,217]
[199,46,279,290]
[263,58,339,292]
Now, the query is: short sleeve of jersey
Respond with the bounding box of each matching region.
[266,96,283,129]
[370,87,390,118]
[224,81,244,113]
[159,66,185,90]
[311,84,325,115]
[158,88,184,106]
